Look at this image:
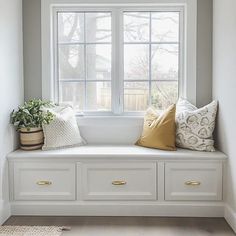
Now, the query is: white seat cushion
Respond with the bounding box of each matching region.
[8,145,226,160]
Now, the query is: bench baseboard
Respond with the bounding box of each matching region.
[11,202,225,217]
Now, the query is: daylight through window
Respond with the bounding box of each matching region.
[56,9,181,114]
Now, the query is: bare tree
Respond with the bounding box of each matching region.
[59,11,178,111]
[58,13,111,110]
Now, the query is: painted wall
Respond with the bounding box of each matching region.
[23,0,42,100]
[212,0,236,231]
[23,0,213,107]
[197,0,212,107]
[0,0,24,223]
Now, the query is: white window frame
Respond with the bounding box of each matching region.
[42,0,197,117]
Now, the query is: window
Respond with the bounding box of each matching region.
[123,12,179,111]
[52,7,184,115]
[58,12,112,111]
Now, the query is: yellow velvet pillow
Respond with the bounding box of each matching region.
[136,104,176,151]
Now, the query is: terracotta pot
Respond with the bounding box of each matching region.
[19,127,44,150]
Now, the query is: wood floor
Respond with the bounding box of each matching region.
[4,216,235,236]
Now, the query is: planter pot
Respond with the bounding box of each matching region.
[19,128,44,150]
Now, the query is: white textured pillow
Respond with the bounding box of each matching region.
[176,98,218,152]
[42,106,85,150]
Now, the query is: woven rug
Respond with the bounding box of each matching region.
[0,226,63,236]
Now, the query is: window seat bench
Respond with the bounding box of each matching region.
[7,145,227,217]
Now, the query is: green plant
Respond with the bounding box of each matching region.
[11,99,55,130]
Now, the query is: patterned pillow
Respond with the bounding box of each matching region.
[42,106,85,150]
[176,98,218,152]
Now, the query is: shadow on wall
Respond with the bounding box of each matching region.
[214,102,235,209]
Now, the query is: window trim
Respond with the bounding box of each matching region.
[42,1,197,116]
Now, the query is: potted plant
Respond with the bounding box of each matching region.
[11,99,55,150]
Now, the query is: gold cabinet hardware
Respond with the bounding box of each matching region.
[185,180,201,186]
[36,181,52,186]
[112,180,127,186]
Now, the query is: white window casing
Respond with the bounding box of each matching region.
[42,0,197,117]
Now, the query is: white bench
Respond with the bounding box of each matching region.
[7,145,227,217]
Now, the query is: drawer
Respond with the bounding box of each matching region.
[165,162,222,201]
[13,162,75,200]
[80,162,157,200]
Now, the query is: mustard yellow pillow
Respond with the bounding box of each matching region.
[136,104,176,151]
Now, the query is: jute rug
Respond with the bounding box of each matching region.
[0,226,64,236]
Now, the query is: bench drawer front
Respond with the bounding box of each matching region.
[80,162,157,200]
[165,162,222,201]
[13,162,75,200]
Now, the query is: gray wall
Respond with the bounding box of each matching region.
[197,0,212,107]
[0,0,24,223]
[23,0,42,100]
[212,0,236,226]
[23,0,213,107]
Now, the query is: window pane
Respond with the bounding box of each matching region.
[124,82,149,111]
[86,82,111,111]
[87,44,111,80]
[124,12,150,42]
[151,12,179,42]
[59,82,85,111]
[151,81,178,110]
[124,44,149,80]
[59,45,85,80]
[86,12,111,43]
[58,13,84,43]
[151,44,179,80]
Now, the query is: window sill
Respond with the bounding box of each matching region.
[76,115,144,126]
[75,111,146,118]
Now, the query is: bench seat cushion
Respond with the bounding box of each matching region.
[7,145,227,160]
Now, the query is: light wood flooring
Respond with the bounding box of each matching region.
[4,216,235,235]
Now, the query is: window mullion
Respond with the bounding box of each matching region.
[55,12,60,104]
[119,8,124,114]
[148,12,152,107]
[83,12,87,111]
[179,8,184,99]
[112,8,122,114]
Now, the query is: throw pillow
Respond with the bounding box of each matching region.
[136,104,176,151]
[42,106,85,150]
[176,98,218,152]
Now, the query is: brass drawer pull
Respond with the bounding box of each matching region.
[112,180,127,186]
[185,180,201,186]
[36,181,52,186]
